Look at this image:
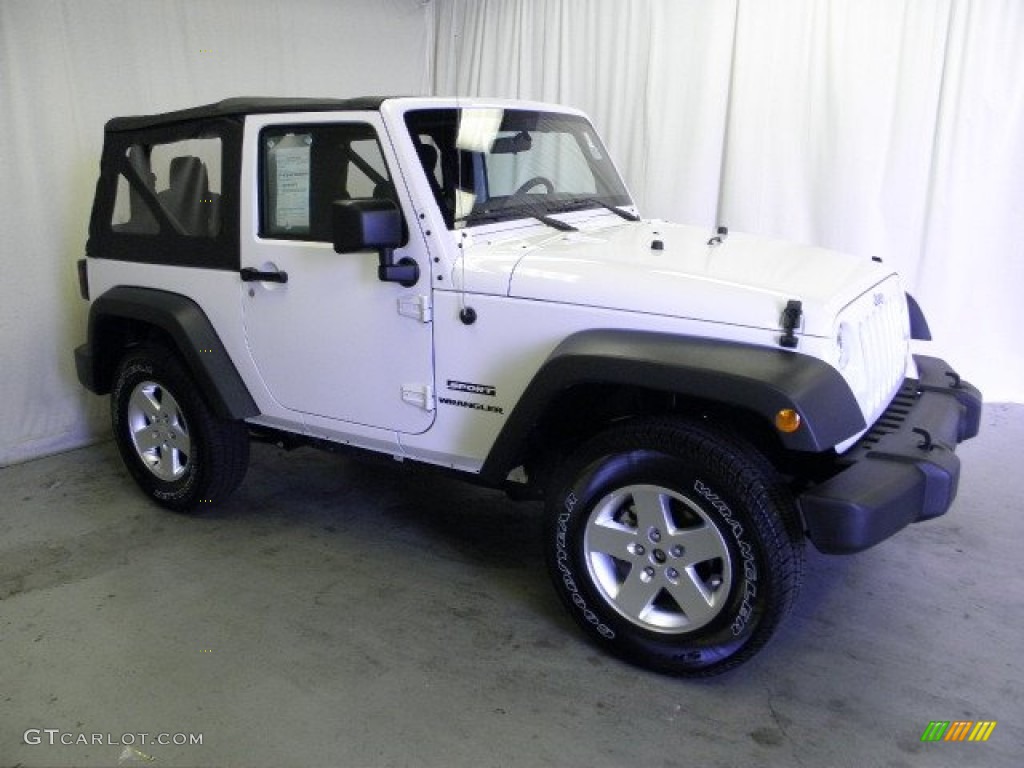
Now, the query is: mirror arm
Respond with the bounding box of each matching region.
[377,246,419,288]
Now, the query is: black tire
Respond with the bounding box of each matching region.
[545,418,804,676]
[111,343,249,512]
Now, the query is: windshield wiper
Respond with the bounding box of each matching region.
[555,197,640,222]
[463,205,578,232]
[525,209,577,232]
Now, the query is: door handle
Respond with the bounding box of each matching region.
[240,267,288,284]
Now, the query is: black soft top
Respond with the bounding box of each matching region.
[105,96,390,132]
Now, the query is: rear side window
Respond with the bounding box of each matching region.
[260,123,395,241]
[110,137,223,238]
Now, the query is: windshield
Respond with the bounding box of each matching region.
[404,108,632,229]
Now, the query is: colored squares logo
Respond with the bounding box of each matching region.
[921,720,997,742]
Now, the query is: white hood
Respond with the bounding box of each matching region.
[455,219,896,338]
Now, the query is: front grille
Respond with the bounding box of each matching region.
[839,276,909,425]
[854,380,918,453]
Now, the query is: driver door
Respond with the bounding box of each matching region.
[240,114,434,434]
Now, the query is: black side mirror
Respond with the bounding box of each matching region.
[332,199,419,287]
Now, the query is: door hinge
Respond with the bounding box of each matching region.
[401,384,435,412]
[398,294,433,323]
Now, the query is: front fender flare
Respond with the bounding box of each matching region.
[480,330,865,481]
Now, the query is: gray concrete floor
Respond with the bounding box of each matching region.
[1,404,1021,768]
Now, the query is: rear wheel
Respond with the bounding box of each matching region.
[111,344,249,512]
[545,418,803,676]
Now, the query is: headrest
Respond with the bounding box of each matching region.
[168,156,208,189]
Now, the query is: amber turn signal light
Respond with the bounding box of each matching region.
[775,408,802,433]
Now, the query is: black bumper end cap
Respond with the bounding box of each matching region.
[799,448,959,554]
[74,343,99,393]
[799,355,979,555]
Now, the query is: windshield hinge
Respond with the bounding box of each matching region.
[401,384,435,412]
[398,294,433,323]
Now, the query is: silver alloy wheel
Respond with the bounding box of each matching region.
[126,380,191,482]
[583,484,732,634]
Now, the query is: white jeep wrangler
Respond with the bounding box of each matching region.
[75,97,981,676]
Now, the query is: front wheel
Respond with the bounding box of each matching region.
[111,344,249,512]
[545,419,804,676]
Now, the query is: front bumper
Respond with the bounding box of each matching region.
[799,355,982,554]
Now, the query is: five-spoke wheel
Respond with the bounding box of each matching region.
[584,484,732,633]
[546,418,804,676]
[126,381,192,482]
[111,344,249,512]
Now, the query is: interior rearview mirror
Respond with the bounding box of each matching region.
[491,131,532,154]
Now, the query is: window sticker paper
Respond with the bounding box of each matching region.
[274,144,311,229]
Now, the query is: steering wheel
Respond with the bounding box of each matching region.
[510,176,555,198]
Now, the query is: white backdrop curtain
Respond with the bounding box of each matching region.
[1,0,1019,467]
[430,0,1024,404]
[0,0,431,466]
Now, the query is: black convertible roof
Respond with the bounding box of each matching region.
[105,96,390,132]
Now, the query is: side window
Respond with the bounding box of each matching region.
[111,137,222,237]
[260,123,395,241]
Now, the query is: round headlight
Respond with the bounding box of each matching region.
[836,322,853,370]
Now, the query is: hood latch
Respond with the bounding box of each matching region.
[780,299,803,349]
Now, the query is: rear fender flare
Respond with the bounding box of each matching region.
[81,286,258,420]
